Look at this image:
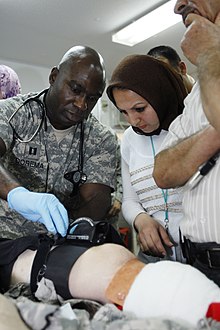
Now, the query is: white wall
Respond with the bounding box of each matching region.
[0,58,50,94]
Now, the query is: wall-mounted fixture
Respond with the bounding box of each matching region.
[112,0,181,47]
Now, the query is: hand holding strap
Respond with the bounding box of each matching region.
[7,186,68,236]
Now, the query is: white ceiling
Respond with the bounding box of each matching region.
[0,0,196,79]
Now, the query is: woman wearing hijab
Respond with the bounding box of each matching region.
[0,65,21,99]
[107,55,187,263]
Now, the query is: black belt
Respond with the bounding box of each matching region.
[181,237,220,269]
[195,248,220,268]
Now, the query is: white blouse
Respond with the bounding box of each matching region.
[121,126,183,246]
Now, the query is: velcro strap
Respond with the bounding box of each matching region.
[30,234,54,294]
[44,244,88,299]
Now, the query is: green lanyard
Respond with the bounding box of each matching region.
[150,136,169,229]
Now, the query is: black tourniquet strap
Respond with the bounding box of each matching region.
[30,234,55,294]
[44,244,88,299]
[30,218,125,299]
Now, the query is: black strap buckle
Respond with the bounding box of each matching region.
[30,233,55,295]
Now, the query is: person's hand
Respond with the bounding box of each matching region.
[7,186,68,236]
[181,12,220,65]
[107,199,121,218]
[134,213,173,257]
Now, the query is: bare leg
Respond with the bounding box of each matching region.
[68,243,135,303]
[10,244,135,303]
[11,249,36,285]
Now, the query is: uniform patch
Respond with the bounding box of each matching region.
[15,157,44,169]
[29,147,37,156]
[25,143,40,160]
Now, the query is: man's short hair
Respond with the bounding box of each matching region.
[147,45,181,70]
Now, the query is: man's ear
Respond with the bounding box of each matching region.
[49,67,59,85]
[179,61,187,75]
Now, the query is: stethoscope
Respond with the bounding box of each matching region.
[64,121,87,196]
[7,89,87,195]
[8,89,47,143]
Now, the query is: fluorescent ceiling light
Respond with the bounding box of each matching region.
[112,0,181,47]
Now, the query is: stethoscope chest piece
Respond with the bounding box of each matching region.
[64,170,87,196]
[64,170,87,185]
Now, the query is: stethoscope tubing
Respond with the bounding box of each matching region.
[7,89,47,143]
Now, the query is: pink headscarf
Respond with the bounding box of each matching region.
[0,65,21,99]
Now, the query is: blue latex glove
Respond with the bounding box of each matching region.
[7,186,68,236]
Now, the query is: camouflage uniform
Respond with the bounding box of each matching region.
[0,91,118,239]
[108,141,123,229]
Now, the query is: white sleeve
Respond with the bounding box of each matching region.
[158,112,191,152]
[159,82,209,152]
[121,157,146,227]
